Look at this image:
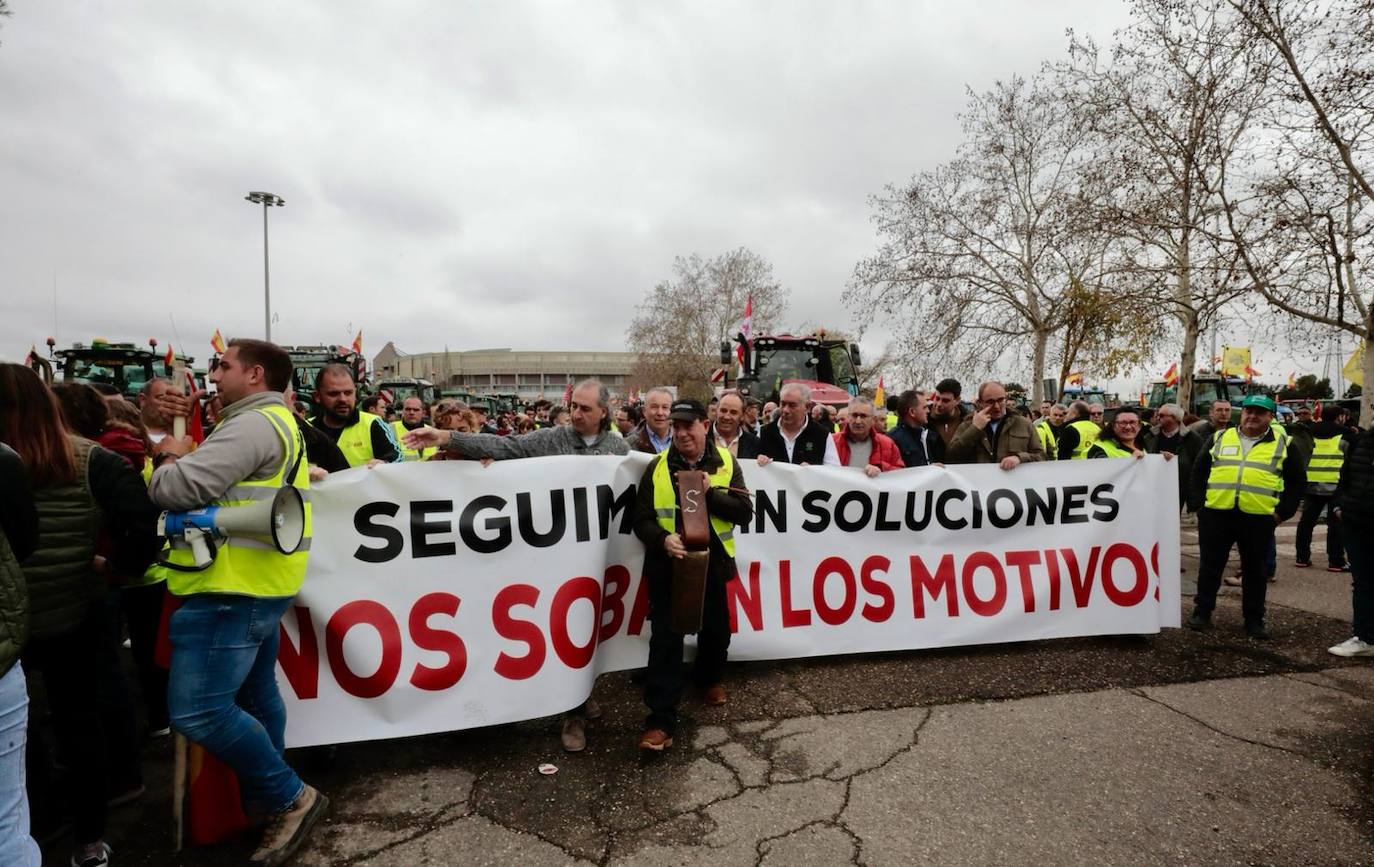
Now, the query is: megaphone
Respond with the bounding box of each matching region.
[158,486,306,569]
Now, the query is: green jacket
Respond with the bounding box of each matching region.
[0,442,37,674]
[23,437,160,639]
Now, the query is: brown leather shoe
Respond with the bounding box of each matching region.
[703,683,727,706]
[637,728,673,751]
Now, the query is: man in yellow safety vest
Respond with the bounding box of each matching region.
[1294,408,1351,571]
[390,396,435,461]
[1186,394,1307,639]
[1055,400,1100,460]
[148,338,328,865]
[310,364,400,467]
[631,398,753,752]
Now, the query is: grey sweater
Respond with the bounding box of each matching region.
[148,391,295,511]
[446,425,629,459]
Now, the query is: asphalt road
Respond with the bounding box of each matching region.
[50,521,1374,866]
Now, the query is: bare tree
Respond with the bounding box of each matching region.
[627,248,788,398]
[1058,0,1268,410]
[849,74,1118,405]
[1219,0,1374,423]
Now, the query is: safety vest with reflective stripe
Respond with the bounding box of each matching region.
[136,456,171,587]
[328,411,388,467]
[165,404,312,597]
[1034,419,1058,459]
[1088,439,1137,459]
[1068,419,1100,460]
[1204,425,1289,516]
[651,446,737,558]
[1307,434,1345,485]
[390,420,435,461]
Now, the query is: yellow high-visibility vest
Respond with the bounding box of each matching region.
[1035,419,1058,459]
[1204,425,1289,515]
[315,410,388,467]
[651,446,737,558]
[164,404,312,597]
[1307,434,1344,485]
[1068,419,1100,460]
[1089,439,1136,458]
[390,420,435,461]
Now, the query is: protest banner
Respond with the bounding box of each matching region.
[281,454,1180,747]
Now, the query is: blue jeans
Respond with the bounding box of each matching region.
[0,663,40,867]
[168,594,303,814]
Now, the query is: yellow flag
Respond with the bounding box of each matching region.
[1221,346,1251,377]
[1344,341,1366,388]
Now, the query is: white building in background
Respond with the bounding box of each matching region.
[372,342,638,402]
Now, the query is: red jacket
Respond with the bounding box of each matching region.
[832,430,905,471]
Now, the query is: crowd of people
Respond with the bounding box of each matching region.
[1,342,1372,866]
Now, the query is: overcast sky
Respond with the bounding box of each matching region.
[1,2,1346,393]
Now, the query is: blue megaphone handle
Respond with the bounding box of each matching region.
[162,506,222,537]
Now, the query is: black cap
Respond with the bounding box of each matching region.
[668,399,707,421]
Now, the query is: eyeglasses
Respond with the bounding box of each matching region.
[982,397,1007,405]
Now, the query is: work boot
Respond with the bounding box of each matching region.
[702,684,727,706]
[561,716,586,753]
[1185,608,1211,631]
[1244,621,1271,640]
[637,729,673,752]
[250,785,329,866]
[584,698,603,720]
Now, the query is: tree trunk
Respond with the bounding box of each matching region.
[1031,329,1049,406]
[1175,232,1197,412]
[1362,311,1373,429]
[1179,312,1200,415]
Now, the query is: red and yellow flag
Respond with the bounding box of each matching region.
[874,376,885,407]
[351,330,363,354]
[1067,371,1084,386]
[1163,362,1179,387]
[164,343,175,368]
[210,329,226,354]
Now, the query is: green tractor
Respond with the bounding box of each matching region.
[282,345,371,417]
[27,337,201,400]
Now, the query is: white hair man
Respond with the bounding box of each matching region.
[628,387,674,454]
[756,383,841,466]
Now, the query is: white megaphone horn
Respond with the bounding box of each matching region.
[158,487,306,569]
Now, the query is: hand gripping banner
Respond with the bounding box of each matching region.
[280,454,1180,747]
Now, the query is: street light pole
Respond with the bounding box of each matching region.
[245,191,285,342]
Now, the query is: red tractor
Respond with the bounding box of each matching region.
[723,332,862,407]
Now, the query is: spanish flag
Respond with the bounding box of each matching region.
[1287,371,1297,389]
[874,376,885,408]
[210,329,227,354]
[1067,372,1084,386]
[351,330,363,354]
[1163,363,1179,387]
[164,343,175,368]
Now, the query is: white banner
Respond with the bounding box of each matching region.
[281,454,1180,747]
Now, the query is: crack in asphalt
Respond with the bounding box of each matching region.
[582,707,933,864]
[1129,688,1318,763]
[317,801,468,866]
[1283,670,1374,702]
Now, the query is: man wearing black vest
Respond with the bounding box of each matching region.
[757,383,841,467]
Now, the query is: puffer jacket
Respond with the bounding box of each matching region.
[0,444,37,677]
[1335,426,1374,528]
[23,436,160,638]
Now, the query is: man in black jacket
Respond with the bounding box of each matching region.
[1328,422,1374,657]
[887,389,942,467]
[632,399,752,751]
[757,383,840,466]
[710,392,760,459]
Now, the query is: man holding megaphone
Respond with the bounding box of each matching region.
[148,338,327,866]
